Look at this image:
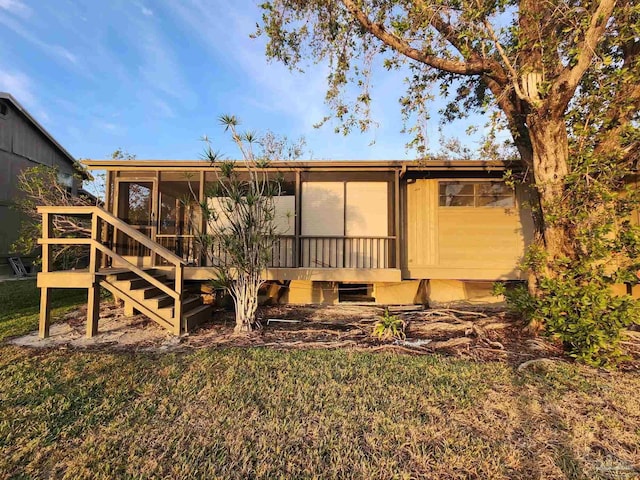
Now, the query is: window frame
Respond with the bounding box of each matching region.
[438,181,515,208]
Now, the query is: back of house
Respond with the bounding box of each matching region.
[83,158,534,305]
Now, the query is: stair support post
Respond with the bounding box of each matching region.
[87,213,101,338]
[174,264,184,335]
[39,212,53,339]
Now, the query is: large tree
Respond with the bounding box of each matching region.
[257,0,639,278]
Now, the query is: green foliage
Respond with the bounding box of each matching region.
[497,276,640,367]
[193,115,305,331]
[372,309,406,341]
[498,144,640,367]
[256,1,640,362]
[256,0,638,159]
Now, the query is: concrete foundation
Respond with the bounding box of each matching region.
[373,280,425,305]
[283,280,339,305]
[427,280,503,305]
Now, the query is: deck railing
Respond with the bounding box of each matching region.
[300,236,395,269]
[150,234,396,269]
[37,206,186,337]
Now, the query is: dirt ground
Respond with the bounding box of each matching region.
[10,300,640,369]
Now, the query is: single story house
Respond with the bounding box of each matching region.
[37,158,534,337]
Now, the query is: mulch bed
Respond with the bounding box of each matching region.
[186,304,567,364]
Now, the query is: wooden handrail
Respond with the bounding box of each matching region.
[38,205,185,335]
[299,235,396,240]
[93,207,187,267]
[93,242,179,300]
[37,206,97,215]
[37,205,187,267]
[38,238,93,245]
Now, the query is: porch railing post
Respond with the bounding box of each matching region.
[294,169,301,268]
[394,168,401,269]
[174,264,184,335]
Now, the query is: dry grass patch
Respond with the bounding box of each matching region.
[1,346,639,479]
[2,282,640,478]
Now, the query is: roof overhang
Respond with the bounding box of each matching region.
[82,159,521,173]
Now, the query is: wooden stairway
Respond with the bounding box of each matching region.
[37,205,212,339]
[99,269,212,333]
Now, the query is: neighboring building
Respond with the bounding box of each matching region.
[38,158,537,336]
[0,92,83,275]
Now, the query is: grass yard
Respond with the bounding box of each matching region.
[0,280,86,342]
[1,281,639,479]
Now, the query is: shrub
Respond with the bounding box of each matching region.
[495,277,640,367]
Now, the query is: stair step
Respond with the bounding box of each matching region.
[112,268,159,281]
[147,293,173,309]
[157,296,202,318]
[183,296,203,312]
[129,275,168,290]
[184,304,212,331]
[136,285,167,299]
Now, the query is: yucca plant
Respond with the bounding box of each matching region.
[372,309,406,341]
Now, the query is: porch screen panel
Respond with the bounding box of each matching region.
[272,195,295,267]
[206,197,233,266]
[345,182,388,268]
[301,182,344,267]
[157,177,200,264]
[205,196,295,267]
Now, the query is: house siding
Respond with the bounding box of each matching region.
[0,96,78,273]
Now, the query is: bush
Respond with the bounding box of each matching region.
[495,277,640,367]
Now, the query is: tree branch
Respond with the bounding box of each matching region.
[340,0,491,75]
[551,0,616,114]
[482,19,530,103]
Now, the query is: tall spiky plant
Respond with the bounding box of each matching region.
[196,115,303,333]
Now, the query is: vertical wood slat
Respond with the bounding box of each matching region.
[198,170,205,266]
[294,170,301,268]
[102,171,112,268]
[38,212,53,338]
[394,169,401,269]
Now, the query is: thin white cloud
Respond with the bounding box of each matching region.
[0,69,36,105]
[140,5,153,16]
[136,26,196,105]
[0,11,77,64]
[162,0,328,127]
[0,68,52,125]
[95,119,124,135]
[151,97,174,117]
[0,0,31,17]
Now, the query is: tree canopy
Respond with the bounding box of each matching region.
[257,0,638,167]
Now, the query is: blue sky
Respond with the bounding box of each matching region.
[0,0,486,161]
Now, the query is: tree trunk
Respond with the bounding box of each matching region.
[233,277,260,333]
[527,114,573,276]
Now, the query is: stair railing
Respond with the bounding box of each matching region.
[37,206,186,335]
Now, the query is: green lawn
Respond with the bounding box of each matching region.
[0,280,86,342]
[1,281,639,479]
